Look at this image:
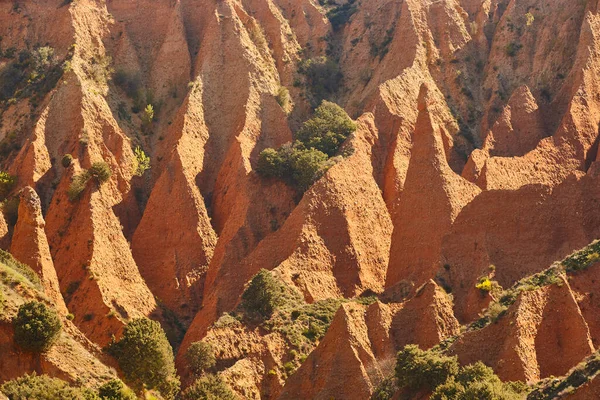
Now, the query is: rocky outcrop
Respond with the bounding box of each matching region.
[0,262,115,387]
[389,280,461,351]
[10,187,66,313]
[440,170,600,322]
[278,303,379,400]
[279,281,459,399]
[131,80,217,321]
[5,0,600,397]
[385,86,480,292]
[450,276,594,383]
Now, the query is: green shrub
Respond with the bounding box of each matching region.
[432,376,526,400]
[1,373,91,400]
[275,86,290,111]
[68,171,91,201]
[98,379,136,400]
[264,296,344,349]
[526,12,535,26]
[371,376,397,400]
[89,162,111,183]
[0,171,16,200]
[240,269,284,319]
[429,362,527,400]
[298,57,342,106]
[289,147,329,191]
[256,148,286,179]
[327,0,358,30]
[505,42,522,57]
[142,104,155,126]
[296,101,356,156]
[89,54,113,86]
[107,318,180,399]
[133,147,151,177]
[256,101,354,191]
[431,377,465,399]
[1,196,19,226]
[395,345,459,391]
[0,63,26,101]
[257,143,330,191]
[113,69,142,99]
[32,47,56,73]
[13,301,62,352]
[563,240,600,272]
[62,154,73,168]
[186,341,216,376]
[456,362,497,385]
[181,374,236,400]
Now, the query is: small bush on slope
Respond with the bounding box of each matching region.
[431,362,527,400]
[186,341,216,376]
[68,161,111,201]
[275,86,290,112]
[13,301,62,352]
[371,376,397,400]
[89,162,111,183]
[240,269,285,320]
[98,379,136,400]
[1,373,95,400]
[296,101,356,157]
[298,57,342,106]
[106,318,180,399]
[181,374,236,400]
[0,171,16,201]
[395,344,459,391]
[326,0,358,30]
[68,170,91,201]
[62,154,73,168]
[133,146,151,177]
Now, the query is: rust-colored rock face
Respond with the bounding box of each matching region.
[4,0,600,398]
[450,276,595,383]
[10,187,66,314]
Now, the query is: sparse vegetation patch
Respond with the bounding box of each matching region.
[298,57,342,106]
[256,101,356,192]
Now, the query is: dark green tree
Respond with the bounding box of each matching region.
[256,148,286,179]
[62,154,73,168]
[395,344,459,391]
[98,379,136,400]
[181,374,236,400]
[289,147,329,191]
[296,101,356,156]
[13,301,62,353]
[298,57,342,105]
[186,341,216,376]
[107,318,180,399]
[241,269,284,319]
